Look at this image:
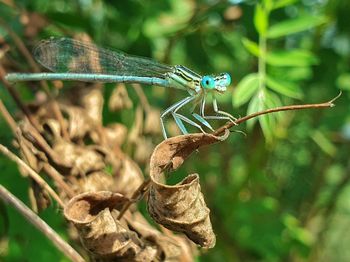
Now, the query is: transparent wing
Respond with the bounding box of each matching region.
[34,37,173,78]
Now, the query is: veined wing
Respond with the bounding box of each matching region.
[33,37,173,78]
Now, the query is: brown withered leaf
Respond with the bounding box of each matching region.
[60,105,94,140]
[21,12,47,37]
[128,105,143,144]
[126,211,196,262]
[90,123,127,149]
[109,84,133,112]
[77,85,104,125]
[42,118,65,142]
[75,171,115,193]
[133,137,154,165]
[148,131,229,248]
[144,108,161,135]
[64,191,157,261]
[52,140,105,176]
[114,153,144,198]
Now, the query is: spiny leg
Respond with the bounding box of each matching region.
[160,95,205,139]
[172,95,207,135]
[189,94,214,131]
[200,95,237,124]
[160,96,193,139]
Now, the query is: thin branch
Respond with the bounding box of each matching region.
[0,144,65,208]
[42,163,76,199]
[213,93,340,136]
[132,84,151,112]
[0,65,41,131]
[0,19,69,139]
[0,99,17,134]
[0,185,85,262]
[117,179,151,220]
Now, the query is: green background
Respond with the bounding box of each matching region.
[1,0,350,261]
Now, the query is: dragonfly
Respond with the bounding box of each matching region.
[5,37,236,139]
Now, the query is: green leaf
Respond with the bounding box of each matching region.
[266,76,304,99]
[233,73,260,107]
[259,114,274,143]
[336,73,350,91]
[267,49,319,67]
[269,67,313,81]
[272,0,299,10]
[254,4,268,35]
[246,93,262,130]
[267,15,328,38]
[242,38,260,57]
[311,130,337,157]
[264,91,283,122]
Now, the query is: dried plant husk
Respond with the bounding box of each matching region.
[75,171,115,193]
[113,152,144,198]
[144,108,161,136]
[133,137,154,165]
[90,123,127,149]
[77,85,104,125]
[60,105,95,140]
[125,211,196,262]
[64,191,157,261]
[148,131,229,248]
[109,84,133,112]
[52,140,106,176]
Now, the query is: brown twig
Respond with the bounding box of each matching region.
[132,84,151,112]
[0,18,69,139]
[213,93,340,136]
[0,144,65,208]
[0,65,41,131]
[0,99,18,134]
[117,179,151,220]
[0,185,84,262]
[42,163,76,199]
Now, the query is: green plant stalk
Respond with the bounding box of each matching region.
[258,8,269,96]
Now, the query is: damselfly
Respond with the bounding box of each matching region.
[5,37,235,138]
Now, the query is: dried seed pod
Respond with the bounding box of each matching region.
[148,131,229,248]
[64,191,157,261]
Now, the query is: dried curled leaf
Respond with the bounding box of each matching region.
[144,108,161,135]
[78,85,104,125]
[148,131,229,248]
[64,191,157,260]
[60,105,95,140]
[75,171,115,193]
[113,153,144,198]
[90,123,127,149]
[109,84,133,111]
[126,212,196,261]
[52,140,105,176]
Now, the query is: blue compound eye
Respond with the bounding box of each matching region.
[201,75,216,89]
[223,73,231,86]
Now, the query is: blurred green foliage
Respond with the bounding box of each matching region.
[1,0,350,261]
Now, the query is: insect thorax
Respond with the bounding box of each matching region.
[167,65,202,93]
